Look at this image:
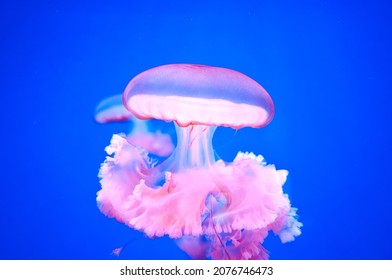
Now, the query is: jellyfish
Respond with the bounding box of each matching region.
[95,94,174,157]
[97,64,302,259]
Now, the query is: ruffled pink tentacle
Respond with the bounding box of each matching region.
[97,136,302,260]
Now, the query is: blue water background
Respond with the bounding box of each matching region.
[1,0,391,259]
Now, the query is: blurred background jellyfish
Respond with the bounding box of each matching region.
[95,94,174,157]
[97,64,302,259]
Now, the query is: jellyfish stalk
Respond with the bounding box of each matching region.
[173,124,216,170]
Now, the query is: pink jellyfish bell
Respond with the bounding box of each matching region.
[95,94,134,124]
[95,94,174,157]
[98,64,302,260]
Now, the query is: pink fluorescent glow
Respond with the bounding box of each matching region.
[126,129,173,158]
[95,94,174,157]
[95,94,133,123]
[123,64,275,128]
[97,64,302,259]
